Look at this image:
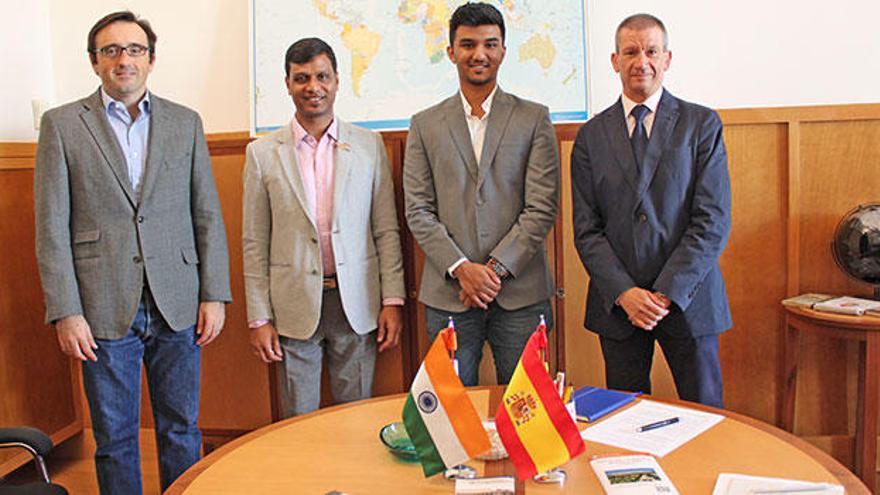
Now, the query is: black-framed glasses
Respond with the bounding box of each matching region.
[92,44,150,58]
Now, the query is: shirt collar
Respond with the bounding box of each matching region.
[291,117,338,147]
[100,87,151,116]
[621,87,663,119]
[459,85,499,119]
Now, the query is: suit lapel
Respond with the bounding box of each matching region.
[636,91,680,197]
[441,96,479,182]
[332,122,353,247]
[79,90,136,207]
[138,95,167,206]
[477,88,514,187]
[602,99,639,192]
[276,125,317,228]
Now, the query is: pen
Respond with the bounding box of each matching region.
[636,417,679,432]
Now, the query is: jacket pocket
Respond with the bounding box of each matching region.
[72,229,101,259]
[182,247,200,264]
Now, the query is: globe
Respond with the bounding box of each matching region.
[832,203,880,298]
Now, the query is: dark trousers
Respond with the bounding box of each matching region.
[599,327,723,408]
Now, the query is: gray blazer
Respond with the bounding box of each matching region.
[404,89,559,312]
[571,90,732,340]
[241,120,405,340]
[34,89,231,340]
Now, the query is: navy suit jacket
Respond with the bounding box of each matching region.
[571,90,732,340]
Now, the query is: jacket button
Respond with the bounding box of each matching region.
[639,213,647,223]
[133,256,142,263]
[137,216,144,223]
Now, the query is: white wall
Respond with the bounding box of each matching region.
[0,0,56,141]
[1,0,878,141]
[585,0,880,112]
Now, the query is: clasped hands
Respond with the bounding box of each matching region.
[618,287,671,331]
[455,261,501,310]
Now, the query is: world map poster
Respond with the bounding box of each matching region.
[252,0,588,132]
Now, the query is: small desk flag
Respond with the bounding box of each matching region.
[402,323,490,477]
[495,320,585,479]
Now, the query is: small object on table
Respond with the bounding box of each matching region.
[473,420,508,461]
[455,476,515,494]
[378,422,419,462]
[444,464,477,480]
[533,468,567,484]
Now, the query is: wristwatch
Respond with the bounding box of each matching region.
[487,257,509,280]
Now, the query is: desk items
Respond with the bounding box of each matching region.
[495,322,585,479]
[781,293,880,316]
[401,324,490,477]
[711,473,843,494]
[473,420,507,461]
[581,400,723,457]
[573,386,640,422]
[590,453,679,494]
[378,422,418,462]
[812,296,880,316]
[455,476,515,494]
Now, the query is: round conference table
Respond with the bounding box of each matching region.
[166,387,868,494]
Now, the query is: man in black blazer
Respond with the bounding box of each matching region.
[571,13,732,407]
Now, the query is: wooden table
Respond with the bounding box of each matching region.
[167,386,867,494]
[783,305,880,491]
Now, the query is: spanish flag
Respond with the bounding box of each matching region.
[402,325,491,477]
[495,322,585,479]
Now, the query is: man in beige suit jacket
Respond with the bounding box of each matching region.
[243,38,405,418]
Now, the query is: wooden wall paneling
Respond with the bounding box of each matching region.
[0,168,81,475]
[198,152,273,432]
[560,139,605,389]
[718,123,789,424]
[796,119,880,439]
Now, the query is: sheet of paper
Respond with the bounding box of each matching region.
[580,400,723,457]
[712,473,844,494]
[455,476,515,495]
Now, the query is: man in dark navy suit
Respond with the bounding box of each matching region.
[571,13,732,407]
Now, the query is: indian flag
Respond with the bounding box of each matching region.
[402,326,491,477]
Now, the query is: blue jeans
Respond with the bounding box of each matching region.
[425,299,553,386]
[82,288,201,494]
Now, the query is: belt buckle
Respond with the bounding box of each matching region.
[322,276,337,290]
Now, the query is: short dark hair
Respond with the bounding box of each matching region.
[284,37,338,78]
[88,11,157,64]
[449,2,506,47]
[615,13,668,52]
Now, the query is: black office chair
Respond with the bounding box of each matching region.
[0,427,68,495]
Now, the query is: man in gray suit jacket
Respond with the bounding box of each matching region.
[34,11,231,494]
[571,14,732,407]
[404,3,559,386]
[243,38,405,418]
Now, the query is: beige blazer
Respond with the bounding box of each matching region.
[242,120,405,339]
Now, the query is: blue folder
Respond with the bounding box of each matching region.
[573,386,639,422]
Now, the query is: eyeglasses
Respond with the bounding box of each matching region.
[92,44,150,58]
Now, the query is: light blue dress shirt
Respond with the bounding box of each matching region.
[100,88,151,203]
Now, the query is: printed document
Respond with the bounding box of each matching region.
[580,400,723,457]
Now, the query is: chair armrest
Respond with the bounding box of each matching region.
[0,427,53,456]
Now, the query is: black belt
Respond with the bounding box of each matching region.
[322,275,338,290]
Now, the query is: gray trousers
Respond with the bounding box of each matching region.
[276,288,376,418]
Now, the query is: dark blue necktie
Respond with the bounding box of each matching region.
[630,104,649,173]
